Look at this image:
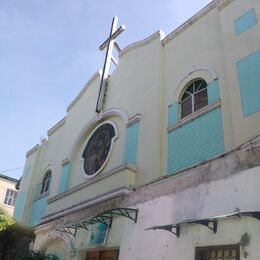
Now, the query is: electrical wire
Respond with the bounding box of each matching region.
[0,167,24,174]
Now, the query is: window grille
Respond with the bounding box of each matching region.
[40,170,51,194]
[181,79,208,118]
[3,188,18,207]
[195,244,240,260]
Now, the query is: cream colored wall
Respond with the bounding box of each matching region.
[18,0,260,256]
[20,34,164,217]
[163,5,235,155]
[164,0,260,156]
[219,0,260,147]
[108,34,164,185]
[0,178,17,216]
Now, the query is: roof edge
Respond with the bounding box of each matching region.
[163,0,234,46]
[26,144,40,158]
[67,70,102,112]
[0,174,18,183]
[119,30,165,58]
[47,117,66,137]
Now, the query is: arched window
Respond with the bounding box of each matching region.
[180,79,208,118]
[40,170,51,194]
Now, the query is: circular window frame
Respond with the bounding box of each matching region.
[81,120,118,179]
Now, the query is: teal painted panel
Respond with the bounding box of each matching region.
[208,79,220,104]
[235,8,257,36]
[27,196,48,226]
[237,50,260,116]
[58,163,72,194]
[124,122,140,165]
[13,191,27,221]
[167,108,224,174]
[168,103,178,126]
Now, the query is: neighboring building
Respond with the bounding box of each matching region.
[14,0,260,259]
[0,174,18,216]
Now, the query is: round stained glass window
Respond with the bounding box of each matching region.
[82,122,116,177]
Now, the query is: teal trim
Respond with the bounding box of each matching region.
[208,79,220,104]
[27,196,48,226]
[167,108,224,174]
[237,50,260,116]
[58,163,72,194]
[13,191,27,221]
[235,8,257,36]
[124,122,140,165]
[168,103,178,126]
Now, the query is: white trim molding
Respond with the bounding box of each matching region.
[68,107,130,161]
[67,70,101,112]
[81,120,118,179]
[170,65,218,105]
[47,117,66,137]
[119,30,165,58]
[43,187,133,224]
[26,144,40,158]
[127,114,141,128]
[163,0,233,46]
[167,101,221,133]
[48,163,137,204]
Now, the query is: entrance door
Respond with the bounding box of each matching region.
[86,249,119,260]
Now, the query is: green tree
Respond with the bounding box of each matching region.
[0,207,14,231]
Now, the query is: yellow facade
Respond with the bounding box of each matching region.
[15,0,260,259]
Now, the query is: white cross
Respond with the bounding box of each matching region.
[96,16,125,113]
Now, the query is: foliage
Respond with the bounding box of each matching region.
[0,207,15,231]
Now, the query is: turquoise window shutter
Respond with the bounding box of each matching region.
[208,79,220,104]
[58,163,72,194]
[124,122,140,165]
[236,50,260,116]
[167,108,224,174]
[168,102,178,126]
[235,8,257,36]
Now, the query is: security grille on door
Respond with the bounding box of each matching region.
[195,244,240,260]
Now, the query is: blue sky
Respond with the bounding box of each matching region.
[0,0,212,179]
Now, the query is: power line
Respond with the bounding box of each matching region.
[0,167,24,174]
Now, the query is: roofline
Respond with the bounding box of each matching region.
[162,0,234,46]
[47,117,66,137]
[67,70,102,112]
[0,174,18,183]
[119,30,165,58]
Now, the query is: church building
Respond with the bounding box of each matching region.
[14,0,260,259]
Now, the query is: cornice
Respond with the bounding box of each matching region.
[67,70,101,112]
[163,0,233,46]
[48,163,137,204]
[218,0,234,11]
[26,144,40,158]
[167,101,221,133]
[47,117,66,137]
[41,187,133,224]
[127,113,142,128]
[119,30,165,58]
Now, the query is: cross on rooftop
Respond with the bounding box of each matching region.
[96,16,125,113]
